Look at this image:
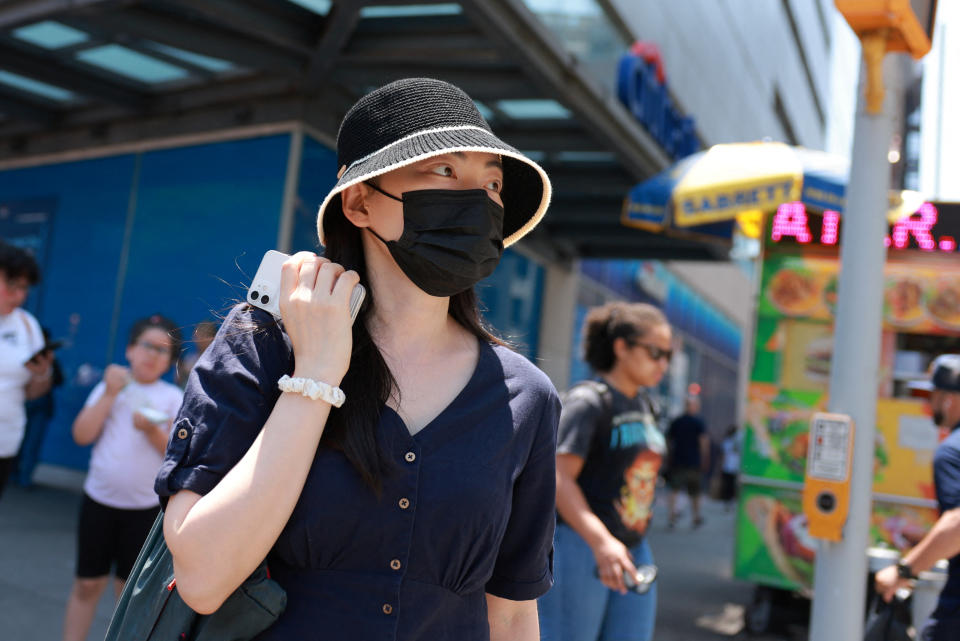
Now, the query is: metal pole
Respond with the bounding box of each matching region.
[808,53,907,641]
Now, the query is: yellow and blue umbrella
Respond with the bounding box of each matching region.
[623,142,848,236]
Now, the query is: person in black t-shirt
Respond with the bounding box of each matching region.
[876,355,960,640]
[538,302,672,641]
[666,396,710,528]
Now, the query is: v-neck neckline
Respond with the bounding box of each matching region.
[382,339,493,441]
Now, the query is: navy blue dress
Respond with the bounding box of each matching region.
[155,305,560,641]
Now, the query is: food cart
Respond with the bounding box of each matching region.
[735,201,960,633]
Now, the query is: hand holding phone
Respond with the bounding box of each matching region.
[593,564,658,595]
[247,250,365,323]
[623,565,657,594]
[24,340,63,366]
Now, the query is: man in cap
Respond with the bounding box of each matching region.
[876,354,960,640]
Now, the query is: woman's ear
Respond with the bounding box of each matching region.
[612,336,630,362]
[341,183,373,229]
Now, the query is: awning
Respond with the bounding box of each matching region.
[623,142,848,234]
[0,0,727,259]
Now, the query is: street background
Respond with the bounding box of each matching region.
[0,470,796,641]
[0,1,955,640]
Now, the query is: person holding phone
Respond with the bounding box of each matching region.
[155,78,558,640]
[538,302,672,641]
[0,240,53,499]
[16,325,65,487]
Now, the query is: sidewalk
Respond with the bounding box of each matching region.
[646,494,806,641]
[0,469,114,641]
[0,470,803,641]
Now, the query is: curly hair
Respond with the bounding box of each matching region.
[582,302,668,372]
[0,240,40,285]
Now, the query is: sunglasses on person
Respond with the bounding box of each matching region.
[632,342,673,363]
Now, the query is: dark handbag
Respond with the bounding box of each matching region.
[104,511,286,641]
[863,594,912,641]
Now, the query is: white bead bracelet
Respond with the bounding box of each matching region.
[277,375,346,408]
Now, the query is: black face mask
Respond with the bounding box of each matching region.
[365,183,505,297]
[934,410,946,427]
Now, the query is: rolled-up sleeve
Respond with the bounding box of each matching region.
[154,304,293,506]
[485,392,560,600]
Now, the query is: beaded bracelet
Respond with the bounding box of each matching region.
[277,375,346,408]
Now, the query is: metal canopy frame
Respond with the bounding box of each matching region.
[0,0,727,260]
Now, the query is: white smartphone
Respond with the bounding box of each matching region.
[247,250,365,323]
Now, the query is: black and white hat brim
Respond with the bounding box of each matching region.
[317,125,551,248]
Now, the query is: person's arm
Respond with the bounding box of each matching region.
[486,596,538,641]
[72,365,129,445]
[877,443,960,600]
[166,393,336,613]
[875,507,960,600]
[902,508,960,573]
[556,454,637,594]
[163,254,359,614]
[132,413,173,455]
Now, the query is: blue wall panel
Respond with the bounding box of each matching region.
[291,135,338,253]
[112,135,290,366]
[477,250,544,360]
[0,155,138,468]
[0,134,291,471]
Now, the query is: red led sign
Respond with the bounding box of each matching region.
[769,201,960,253]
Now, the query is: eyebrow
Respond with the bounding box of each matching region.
[448,151,503,170]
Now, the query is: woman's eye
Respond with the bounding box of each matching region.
[486,179,503,192]
[431,165,454,177]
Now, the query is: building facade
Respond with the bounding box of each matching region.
[0,0,847,470]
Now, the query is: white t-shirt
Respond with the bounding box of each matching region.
[0,308,45,457]
[83,379,184,509]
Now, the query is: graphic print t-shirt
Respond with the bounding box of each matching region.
[556,381,666,547]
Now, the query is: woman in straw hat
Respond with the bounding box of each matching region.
[155,78,559,640]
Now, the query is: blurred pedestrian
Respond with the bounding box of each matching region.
[15,325,65,487]
[62,314,183,641]
[0,240,54,499]
[875,354,960,641]
[175,320,218,387]
[538,301,671,641]
[153,78,558,639]
[719,424,740,511]
[666,395,710,528]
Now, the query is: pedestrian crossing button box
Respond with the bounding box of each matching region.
[802,412,855,542]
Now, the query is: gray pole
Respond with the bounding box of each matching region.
[808,53,907,641]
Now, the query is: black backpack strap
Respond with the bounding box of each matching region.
[637,388,660,421]
[564,379,615,433]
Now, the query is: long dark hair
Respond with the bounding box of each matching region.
[321,201,504,493]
